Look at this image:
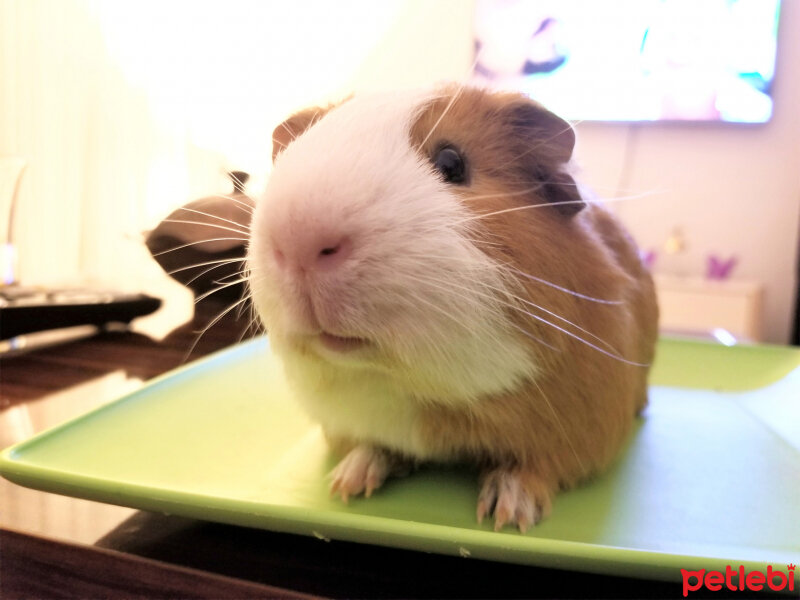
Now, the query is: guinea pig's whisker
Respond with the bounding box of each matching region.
[233,291,252,321]
[412,218,494,242]
[271,137,289,153]
[536,194,652,211]
[163,219,251,237]
[462,200,569,223]
[507,321,560,352]
[467,225,503,238]
[150,237,249,257]
[516,180,663,205]
[462,225,505,243]
[465,186,534,207]
[166,257,248,277]
[417,272,645,366]
[176,206,253,230]
[228,171,246,185]
[211,274,252,293]
[430,272,613,354]
[238,294,264,342]
[465,239,506,250]
[476,279,621,355]
[209,273,251,289]
[398,285,480,333]
[213,194,255,216]
[526,310,649,366]
[227,171,249,189]
[275,112,324,151]
[502,267,624,305]
[417,54,488,150]
[194,277,250,304]
[216,267,250,282]
[531,376,585,473]
[460,185,547,204]
[184,294,251,362]
[458,237,505,249]
[419,82,468,149]
[450,186,661,229]
[243,314,260,338]
[183,261,248,287]
[186,265,262,360]
[513,120,586,165]
[403,273,510,348]
[409,273,541,356]
[239,315,263,344]
[395,283,509,362]
[278,119,299,141]
[218,192,255,210]
[410,273,519,353]
[449,195,579,226]
[419,254,513,271]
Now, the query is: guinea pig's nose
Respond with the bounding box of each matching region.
[272,228,352,274]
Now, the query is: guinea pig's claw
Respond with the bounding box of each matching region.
[476,483,498,524]
[329,478,347,503]
[478,469,544,533]
[476,500,489,525]
[329,445,391,503]
[493,506,511,532]
[364,459,386,498]
[516,516,531,534]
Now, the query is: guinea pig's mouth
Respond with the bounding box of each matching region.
[317,331,371,353]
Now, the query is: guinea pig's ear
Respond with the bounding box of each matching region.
[271,106,330,162]
[507,101,584,217]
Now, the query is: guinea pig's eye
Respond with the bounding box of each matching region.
[433,145,467,185]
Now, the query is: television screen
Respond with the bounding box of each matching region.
[472,0,781,123]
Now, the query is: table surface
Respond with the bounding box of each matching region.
[0,305,784,599]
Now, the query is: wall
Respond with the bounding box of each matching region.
[572,1,800,343]
[2,0,798,342]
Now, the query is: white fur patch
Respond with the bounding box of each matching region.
[248,90,536,458]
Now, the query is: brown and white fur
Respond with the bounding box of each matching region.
[247,85,658,531]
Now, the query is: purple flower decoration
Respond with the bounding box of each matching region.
[706,255,737,280]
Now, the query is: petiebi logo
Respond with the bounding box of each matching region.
[681,564,795,597]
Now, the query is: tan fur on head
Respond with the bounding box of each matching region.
[411,86,584,216]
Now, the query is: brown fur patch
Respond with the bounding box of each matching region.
[272,102,341,162]
[408,86,659,508]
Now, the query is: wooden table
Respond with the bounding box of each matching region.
[0,307,749,599]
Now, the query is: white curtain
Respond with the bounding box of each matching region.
[0,0,471,310]
[1,0,221,292]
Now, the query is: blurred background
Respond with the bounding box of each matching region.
[1,0,798,344]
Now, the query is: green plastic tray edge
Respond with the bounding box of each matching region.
[651,336,800,391]
[2,457,797,587]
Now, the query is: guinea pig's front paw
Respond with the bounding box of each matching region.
[329,445,398,503]
[477,468,553,533]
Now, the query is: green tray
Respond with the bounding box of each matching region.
[2,337,799,588]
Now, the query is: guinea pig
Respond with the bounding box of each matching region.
[247,85,658,532]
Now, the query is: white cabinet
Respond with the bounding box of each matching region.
[653,275,763,342]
